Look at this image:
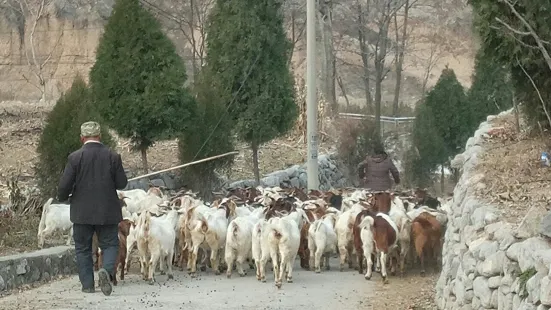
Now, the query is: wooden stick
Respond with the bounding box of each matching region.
[128,151,239,182]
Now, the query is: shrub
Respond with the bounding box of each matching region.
[35,75,114,198]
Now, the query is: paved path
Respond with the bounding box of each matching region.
[1,258,376,310]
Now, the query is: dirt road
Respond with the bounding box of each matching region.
[1,258,379,310]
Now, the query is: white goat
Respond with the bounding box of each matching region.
[225,207,265,278]
[188,202,232,277]
[117,189,147,213]
[359,215,375,280]
[389,203,412,276]
[135,208,180,284]
[335,203,364,271]
[37,198,72,248]
[265,213,301,288]
[308,213,338,273]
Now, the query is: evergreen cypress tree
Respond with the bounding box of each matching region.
[204,0,298,184]
[406,99,447,187]
[89,0,196,172]
[178,72,236,198]
[467,50,513,128]
[425,68,470,154]
[35,75,114,198]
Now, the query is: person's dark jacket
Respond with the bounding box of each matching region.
[57,141,128,225]
[357,153,400,192]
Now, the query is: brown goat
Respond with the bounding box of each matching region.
[411,212,442,276]
[96,219,132,285]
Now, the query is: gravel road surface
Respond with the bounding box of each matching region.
[1,258,376,310]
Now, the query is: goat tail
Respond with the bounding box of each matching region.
[313,220,323,233]
[272,228,282,239]
[231,221,239,238]
[200,219,208,233]
[143,210,152,239]
[38,198,53,238]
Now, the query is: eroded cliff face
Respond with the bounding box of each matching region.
[0,1,113,101]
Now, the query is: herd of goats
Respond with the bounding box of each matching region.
[35,185,450,288]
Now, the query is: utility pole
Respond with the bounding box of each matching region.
[306,0,319,190]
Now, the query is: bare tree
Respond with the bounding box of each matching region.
[418,31,445,94]
[369,0,403,136]
[142,0,212,83]
[7,0,64,102]
[391,0,418,116]
[318,0,337,115]
[283,0,306,67]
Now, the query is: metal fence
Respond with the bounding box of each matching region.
[337,112,415,136]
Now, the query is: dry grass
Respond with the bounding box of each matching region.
[476,113,551,224]
[0,215,41,256]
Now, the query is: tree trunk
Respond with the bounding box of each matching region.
[357,0,372,107]
[318,0,337,115]
[141,148,149,173]
[374,12,390,138]
[440,165,445,195]
[251,142,260,186]
[189,0,199,82]
[392,0,409,116]
[513,91,520,132]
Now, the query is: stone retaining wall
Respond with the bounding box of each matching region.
[435,110,551,310]
[123,153,351,191]
[0,246,77,293]
[226,153,351,190]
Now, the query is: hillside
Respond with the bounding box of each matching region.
[0,0,475,104]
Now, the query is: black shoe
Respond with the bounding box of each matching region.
[82,287,95,293]
[98,268,113,296]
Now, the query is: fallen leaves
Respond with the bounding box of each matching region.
[476,113,551,224]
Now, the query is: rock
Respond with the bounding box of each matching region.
[261,176,280,187]
[498,291,513,310]
[478,251,507,277]
[490,289,498,308]
[0,275,4,291]
[516,205,549,239]
[455,279,466,305]
[462,251,477,275]
[471,206,498,230]
[473,276,492,307]
[479,241,499,260]
[540,212,551,239]
[541,276,551,305]
[149,178,165,188]
[526,272,544,304]
[298,173,307,188]
[462,225,479,245]
[512,238,551,272]
[488,276,502,289]
[284,165,300,179]
[513,293,521,309]
[265,170,289,181]
[16,259,28,275]
[518,301,537,310]
[289,177,300,188]
[160,173,177,189]
[471,296,481,309]
[534,249,551,275]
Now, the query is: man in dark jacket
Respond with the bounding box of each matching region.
[57,121,128,296]
[358,144,400,192]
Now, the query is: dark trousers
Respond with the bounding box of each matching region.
[73,224,119,289]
